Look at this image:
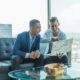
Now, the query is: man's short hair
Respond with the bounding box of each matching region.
[29,19,40,27]
[50,17,60,25]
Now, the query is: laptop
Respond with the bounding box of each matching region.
[44,39,73,56]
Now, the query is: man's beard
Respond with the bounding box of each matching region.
[53,31,58,36]
[52,28,59,36]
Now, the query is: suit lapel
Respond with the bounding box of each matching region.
[27,32,31,52]
[31,36,36,51]
[27,32,36,52]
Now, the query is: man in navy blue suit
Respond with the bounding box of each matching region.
[12,19,44,69]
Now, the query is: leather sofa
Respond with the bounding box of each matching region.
[0,38,14,80]
[0,38,33,80]
[0,38,71,80]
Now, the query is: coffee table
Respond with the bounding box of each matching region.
[8,63,80,80]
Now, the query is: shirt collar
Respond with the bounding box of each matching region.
[29,31,36,39]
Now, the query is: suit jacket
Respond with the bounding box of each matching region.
[13,31,40,58]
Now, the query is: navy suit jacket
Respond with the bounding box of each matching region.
[13,31,40,58]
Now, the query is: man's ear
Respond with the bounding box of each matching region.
[30,27,33,31]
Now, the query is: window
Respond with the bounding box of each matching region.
[51,0,80,62]
[0,0,47,37]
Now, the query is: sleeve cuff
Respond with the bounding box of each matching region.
[25,53,30,58]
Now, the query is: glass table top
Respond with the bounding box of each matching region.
[8,63,80,80]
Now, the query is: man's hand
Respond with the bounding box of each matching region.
[52,37,59,41]
[56,53,64,58]
[29,52,36,59]
[35,50,40,58]
[29,51,40,59]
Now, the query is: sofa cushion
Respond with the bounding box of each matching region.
[0,60,11,73]
[0,73,10,80]
[0,60,34,73]
[20,63,34,69]
[0,38,15,60]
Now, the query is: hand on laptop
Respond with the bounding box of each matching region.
[56,53,64,58]
[51,37,59,41]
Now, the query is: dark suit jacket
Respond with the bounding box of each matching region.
[13,31,40,58]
